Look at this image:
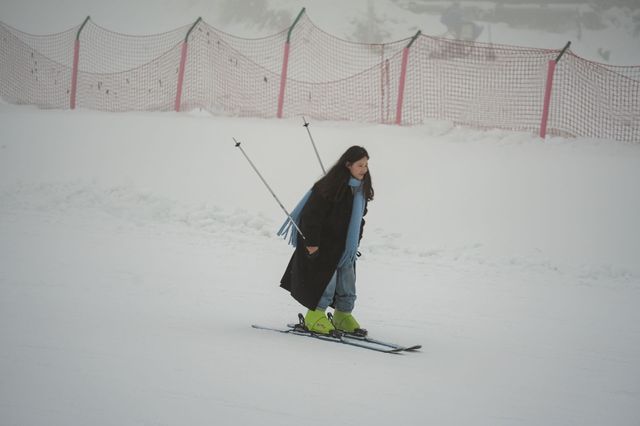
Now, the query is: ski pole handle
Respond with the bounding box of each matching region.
[233,138,307,241]
[302,116,326,175]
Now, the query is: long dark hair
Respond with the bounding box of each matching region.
[314,146,374,202]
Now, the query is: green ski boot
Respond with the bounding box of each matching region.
[331,310,367,336]
[304,309,336,335]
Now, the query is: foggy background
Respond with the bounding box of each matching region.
[1,0,639,64]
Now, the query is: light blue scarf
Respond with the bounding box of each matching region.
[277,177,365,267]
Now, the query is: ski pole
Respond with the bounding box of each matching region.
[302,116,326,175]
[233,138,306,241]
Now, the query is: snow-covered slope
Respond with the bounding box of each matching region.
[1,104,639,425]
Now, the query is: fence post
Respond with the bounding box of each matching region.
[70,16,90,110]
[277,8,305,119]
[395,31,421,125]
[175,17,202,112]
[540,41,571,139]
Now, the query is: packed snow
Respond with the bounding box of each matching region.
[1,103,639,425]
[1,1,640,425]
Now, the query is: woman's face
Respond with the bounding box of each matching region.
[347,156,369,180]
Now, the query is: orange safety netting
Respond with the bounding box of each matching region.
[1,14,638,142]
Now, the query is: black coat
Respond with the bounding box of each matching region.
[280,182,367,310]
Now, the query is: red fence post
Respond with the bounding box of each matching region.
[395,48,410,125]
[539,41,571,139]
[539,60,556,139]
[277,8,305,119]
[277,41,291,118]
[70,40,80,109]
[175,17,201,113]
[175,41,189,112]
[395,31,421,125]
[70,16,90,110]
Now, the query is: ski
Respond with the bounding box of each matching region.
[252,314,421,354]
[251,323,405,354]
[286,323,422,352]
[326,312,422,352]
[286,324,421,352]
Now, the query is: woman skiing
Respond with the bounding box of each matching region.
[278,146,373,335]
